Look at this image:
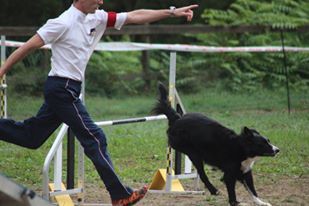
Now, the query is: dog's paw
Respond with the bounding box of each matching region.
[253,197,272,206]
[214,190,220,196]
[210,188,220,196]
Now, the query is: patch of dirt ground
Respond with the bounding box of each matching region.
[78,174,308,206]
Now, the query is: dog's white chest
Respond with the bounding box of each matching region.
[241,157,258,173]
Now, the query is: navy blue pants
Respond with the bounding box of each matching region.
[0,76,132,200]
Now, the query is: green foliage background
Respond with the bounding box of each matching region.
[197,0,309,92]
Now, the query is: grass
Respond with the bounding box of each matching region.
[0,88,308,192]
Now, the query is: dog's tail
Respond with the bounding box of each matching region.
[152,82,181,125]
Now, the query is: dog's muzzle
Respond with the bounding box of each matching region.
[272,145,280,155]
[262,145,280,157]
[268,145,280,156]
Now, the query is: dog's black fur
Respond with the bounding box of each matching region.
[152,83,279,206]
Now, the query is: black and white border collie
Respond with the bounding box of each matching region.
[152,83,279,206]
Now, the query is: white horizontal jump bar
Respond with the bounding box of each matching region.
[95,114,167,126]
[3,40,309,53]
[49,188,83,197]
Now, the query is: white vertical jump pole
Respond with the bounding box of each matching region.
[165,51,177,192]
[54,143,63,191]
[0,35,7,118]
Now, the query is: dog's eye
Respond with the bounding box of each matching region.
[263,139,270,144]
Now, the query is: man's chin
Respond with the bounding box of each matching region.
[88,7,99,13]
[88,9,97,14]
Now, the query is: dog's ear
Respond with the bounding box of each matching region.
[242,126,252,136]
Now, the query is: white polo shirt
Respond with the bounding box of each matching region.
[37,5,127,81]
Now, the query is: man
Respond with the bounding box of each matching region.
[0,0,198,205]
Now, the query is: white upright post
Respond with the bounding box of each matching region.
[54,143,63,191]
[184,156,192,174]
[166,52,177,192]
[169,52,177,106]
[0,36,7,118]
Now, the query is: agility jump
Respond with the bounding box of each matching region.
[42,51,201,206]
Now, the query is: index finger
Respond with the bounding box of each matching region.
[186,4,199,10]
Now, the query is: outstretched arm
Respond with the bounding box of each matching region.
[0,34,45,78]
[124,5,198,25]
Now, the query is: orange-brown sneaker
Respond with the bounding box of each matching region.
[112,186,148,206]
